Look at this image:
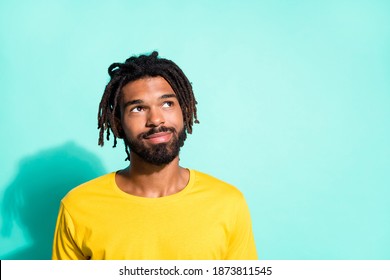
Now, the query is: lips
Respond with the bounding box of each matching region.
[144,132,173,144]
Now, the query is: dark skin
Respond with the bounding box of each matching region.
[115,76,190,198]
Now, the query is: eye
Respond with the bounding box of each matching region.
[130,106,144,113]
[162,101,174,108]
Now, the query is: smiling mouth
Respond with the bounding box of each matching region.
[144,132,173,144]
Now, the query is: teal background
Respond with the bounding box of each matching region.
[1,0,389,259]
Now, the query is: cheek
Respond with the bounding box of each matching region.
[169,115,184,130]
[171,109,184,127]
[121,119,141,138]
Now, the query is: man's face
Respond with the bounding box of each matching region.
[119,76,186,165]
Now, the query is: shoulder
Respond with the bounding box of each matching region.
[191,169,244,200]
[61,172,115,206]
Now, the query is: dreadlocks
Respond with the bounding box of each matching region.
[97,51,199,161]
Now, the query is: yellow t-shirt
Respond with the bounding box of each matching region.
[52,169,257,260]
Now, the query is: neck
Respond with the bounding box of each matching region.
[116,152,189,198]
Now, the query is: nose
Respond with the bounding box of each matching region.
[146,107,164,127]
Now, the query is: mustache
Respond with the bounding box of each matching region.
[139,126,176,139]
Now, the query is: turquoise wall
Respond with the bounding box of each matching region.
[1,0,389,259]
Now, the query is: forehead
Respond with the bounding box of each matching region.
[121,76,175,101]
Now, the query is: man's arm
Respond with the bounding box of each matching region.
[225,194,258,260]
[52,203,86,260]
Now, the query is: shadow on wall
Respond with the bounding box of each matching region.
[0,142,106,259]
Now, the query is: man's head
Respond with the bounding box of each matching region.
[97,51,199,162]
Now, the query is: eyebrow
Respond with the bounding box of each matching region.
[160,93,176,99]
[123,93,177,109]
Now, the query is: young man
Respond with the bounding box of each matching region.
[52,51,257,260]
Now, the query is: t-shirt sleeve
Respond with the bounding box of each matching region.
[52,203,86,260]
[225,194,258,260]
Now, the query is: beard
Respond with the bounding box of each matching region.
[125,126,187,165]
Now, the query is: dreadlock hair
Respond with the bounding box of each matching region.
[97,51,199,161]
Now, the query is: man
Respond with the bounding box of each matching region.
[52,51,257,260]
